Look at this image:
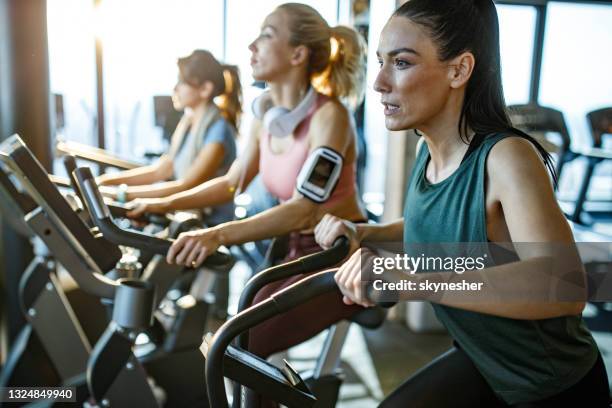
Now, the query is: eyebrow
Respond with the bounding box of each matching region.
[261,24,277,33]
[377,47,420,58]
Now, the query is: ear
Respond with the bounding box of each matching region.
[290,45,309,67]
[448,52,475,89]
[199,81,215,100]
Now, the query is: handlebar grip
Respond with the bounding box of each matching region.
[106,203,171,227]
[74,167,112,220]
[299,236,350,271]
[366,282,397,308]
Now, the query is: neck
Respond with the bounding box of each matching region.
[187,100,213,121]
[268,74,310,110]
[419,91,473,172]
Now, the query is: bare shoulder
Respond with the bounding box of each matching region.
[486,135,555,198]
[309,98,353,152]
[312,98,350,127]
[488,136,550,178]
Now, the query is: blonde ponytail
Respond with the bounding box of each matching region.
[277,3,366,107]
[312,26,366,108]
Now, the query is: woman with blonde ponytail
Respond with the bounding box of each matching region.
[130,4,367,396]
[99,49,240,226]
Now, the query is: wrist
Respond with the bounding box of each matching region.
[210,224,227,247]
[355,223,367,244]
[157,199,172,213]
[116,184,128,203]
[96,175,109,186]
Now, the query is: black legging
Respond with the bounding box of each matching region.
[380,346,610,408]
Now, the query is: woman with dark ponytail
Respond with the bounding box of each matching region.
[315,1,609,406]
[99,49,241,225]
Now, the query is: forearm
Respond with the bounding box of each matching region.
[125,180,188,200]
[381,256,585,319]
[162,176,235,212]
[214,198,317,246]
[357,219,404,243]
[98,165,163,186]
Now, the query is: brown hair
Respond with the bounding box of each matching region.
[276,3,366,107]
[177,50,243,129]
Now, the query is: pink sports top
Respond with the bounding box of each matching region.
[259,92,357,204]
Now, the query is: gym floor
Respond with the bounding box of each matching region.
[224,216,612,407]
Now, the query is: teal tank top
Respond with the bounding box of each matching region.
[403,134,598,404]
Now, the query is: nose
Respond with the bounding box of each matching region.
[373,66,390,94]
[248,40,257,53]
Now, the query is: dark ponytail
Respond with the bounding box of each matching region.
[177,50,243,131]
[393,0,557,187]
[216,64,242,130]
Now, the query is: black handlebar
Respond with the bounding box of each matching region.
[207,270,338,408]
[238,236,349,312]
[235,237,349,350]
[64,154,172,227]
[74,166,233,269]
[105,203,171,227]
[231,237,350,406]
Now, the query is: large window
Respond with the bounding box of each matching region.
[540,2,612,148]
[496,4,537,105]
[48,0,224,160]
[47,0,96,147]
[99,0,224,157]
[539,2,612,198]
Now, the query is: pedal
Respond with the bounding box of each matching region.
[281,359,311,394]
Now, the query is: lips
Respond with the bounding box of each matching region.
[382,101,400,116]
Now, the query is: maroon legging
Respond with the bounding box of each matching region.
[247,232,363,407]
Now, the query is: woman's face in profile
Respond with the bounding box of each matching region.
[248,9,296,82]
[374,16,453,132]
[172,76,202,110]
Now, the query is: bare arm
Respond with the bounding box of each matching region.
[127,121,261,217]
[357,220,404,242]
[123,143,225,200]
[97,155,173,186]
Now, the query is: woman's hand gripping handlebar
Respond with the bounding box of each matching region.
[314,214,397,308]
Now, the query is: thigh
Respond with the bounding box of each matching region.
[514,352,610,408]
[379,347,507,408]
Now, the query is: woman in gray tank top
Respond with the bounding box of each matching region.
[314,1,609,407]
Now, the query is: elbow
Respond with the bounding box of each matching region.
[179,178,202,191]
[156,158,174,181]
